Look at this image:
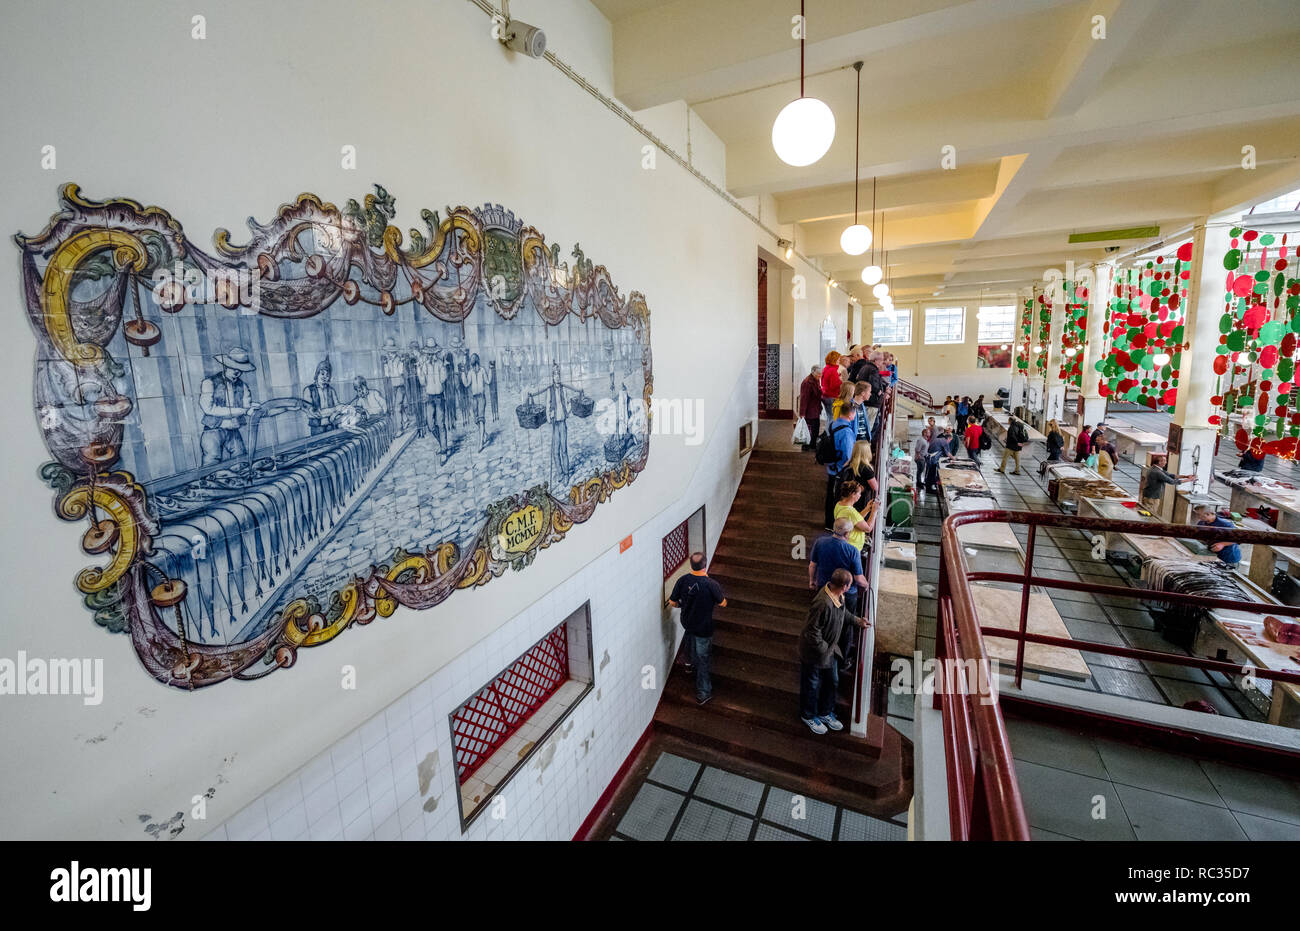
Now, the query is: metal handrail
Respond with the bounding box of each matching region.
[852,386,894,731]
[896,377,934,410]
[936,507,1300,840]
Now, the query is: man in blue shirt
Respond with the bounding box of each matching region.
[1193,505,1241,567]
[824,406,857,528]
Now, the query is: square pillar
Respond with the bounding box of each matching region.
[1170,221,1236,494]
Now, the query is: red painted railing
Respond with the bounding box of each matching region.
[896,377,934,410]
[662,518,688,580]
[937,508,1300,840]
[451,626,570,784]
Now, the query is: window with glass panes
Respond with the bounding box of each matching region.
[872,309,911,345]
[976,305,1016,343]
[924,307,965,344]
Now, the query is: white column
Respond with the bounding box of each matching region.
[1077,262,1113,430]
[1169,221,1235,496]
[1010,288,1031,411]
[1044,278,1069,426]
[1025,287,1045,417]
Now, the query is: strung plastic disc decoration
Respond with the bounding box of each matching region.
[1058,278,1088,385]
[1036,293,1051,375]
[1015,295,1034,372]
[1096,245,1191,411]
[1215,227,1300,459]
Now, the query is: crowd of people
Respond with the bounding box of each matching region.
[668,343,896,735]
[669,357,1271,737]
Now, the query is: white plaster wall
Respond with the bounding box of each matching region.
[865,303,1012,400]
[0,0,760,839]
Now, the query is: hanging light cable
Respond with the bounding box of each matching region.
[872,213,890,300]
[861,176,882,285]
[840,61,871,255]
[772,0,836,167]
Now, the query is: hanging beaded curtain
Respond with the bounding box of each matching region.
[1015,295,1033,372]
[1214,227,1300,458]
[1035,293,1050,375]
[1095,242,1192,411]
[1059,278,1088,386]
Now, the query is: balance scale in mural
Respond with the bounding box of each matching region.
[15,184,653,690]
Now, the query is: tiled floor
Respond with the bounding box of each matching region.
[609,750,908,841]
[1004,716,1300,840]
[905,413,1270,720]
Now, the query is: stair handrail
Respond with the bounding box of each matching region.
[896,377,934,410]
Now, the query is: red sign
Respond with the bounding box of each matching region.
[620,535,633,553]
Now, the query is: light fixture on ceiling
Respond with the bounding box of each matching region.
[777,237,792,259]
[1033,345,1043,354]
[1153,352,1171,367]
[839,62,872,255]
[1064,347,1077,357]
[873,282,889,299]
[1000,343,1009,351]
[771,1,835,167]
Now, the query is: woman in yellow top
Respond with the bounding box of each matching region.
[1095,442,1115,480]
[833,481,875,551]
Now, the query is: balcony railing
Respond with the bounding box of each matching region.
[936,508,1300,841]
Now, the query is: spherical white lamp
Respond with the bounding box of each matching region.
[1153,352,1171,366]
[872,282,890,299]
[861,265,883,286]
[1000,344,1009,351]
[840,223,872,256]
[1033,345,1043,354]
[1064,347,1077,357]
[772,97,836,167]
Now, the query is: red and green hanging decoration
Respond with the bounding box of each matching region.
[1015,295,1033,372]
[1094,243,1191,411]
[1059,278,1088,385]
[1035,292,1050,375]
[1213,227,1300,458]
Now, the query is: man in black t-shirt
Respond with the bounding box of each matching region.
[668,552,727,705]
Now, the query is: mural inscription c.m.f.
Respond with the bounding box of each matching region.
[16,184,652,690]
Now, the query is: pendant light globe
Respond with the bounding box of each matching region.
[772,97,836,167]
[840,223,872,256]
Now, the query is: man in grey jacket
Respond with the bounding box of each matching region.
[799,569,869,735]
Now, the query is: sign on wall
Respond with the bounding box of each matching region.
[15,184,654,690]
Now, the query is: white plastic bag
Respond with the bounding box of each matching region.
[792,417,811,446]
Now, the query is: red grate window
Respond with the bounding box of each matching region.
[451,626,569,785]
[663,519,689,579]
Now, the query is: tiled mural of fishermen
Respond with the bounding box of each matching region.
[117,306,646,648]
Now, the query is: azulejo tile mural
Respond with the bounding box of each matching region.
[15,184,653,690]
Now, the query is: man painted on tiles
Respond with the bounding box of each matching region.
[198,347,259,465]
[17,185,652,690]
[303,359,342,435]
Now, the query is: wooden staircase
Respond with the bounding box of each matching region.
[653,445,913,815]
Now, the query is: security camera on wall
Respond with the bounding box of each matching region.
[500,18,547,57]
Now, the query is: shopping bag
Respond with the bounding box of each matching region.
[792,417,810,446]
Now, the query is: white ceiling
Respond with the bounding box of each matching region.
[591,0,1300,304]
